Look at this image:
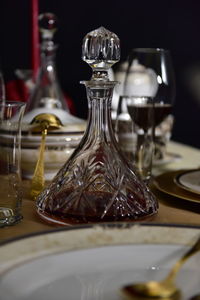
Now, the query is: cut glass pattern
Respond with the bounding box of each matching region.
[36,27,158,225]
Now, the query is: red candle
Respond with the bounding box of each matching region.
[31,0,40,81]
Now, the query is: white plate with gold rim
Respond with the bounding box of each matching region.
[175,169,200,195]
[0,224,200,300]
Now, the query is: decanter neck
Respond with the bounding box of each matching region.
[26,42,68,113]
[91,70,109,81]
[84,82,116,143]
[36,43,58,88]
[40,43,57,71]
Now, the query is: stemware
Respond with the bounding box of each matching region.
[0,101,26,226]
[125,48,176,160]
[125,48,176,120]
[115,48,176,172]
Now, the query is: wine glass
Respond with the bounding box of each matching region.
[124,48,176,161]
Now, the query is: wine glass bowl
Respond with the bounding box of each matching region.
[124,48,176,161]
[125,48,176,105]
[126,96,155,182]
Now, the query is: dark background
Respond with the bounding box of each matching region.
[1,0,200,148]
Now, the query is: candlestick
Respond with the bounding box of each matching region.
[31,0,40,81]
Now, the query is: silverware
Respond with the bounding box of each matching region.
[30,113,63,199]
[122,236,200,299]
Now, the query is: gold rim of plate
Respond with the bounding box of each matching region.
[154,169,200,203]
[175,169,200,196]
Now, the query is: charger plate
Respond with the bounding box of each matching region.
[0,223,200,300]
[154,170,200,203]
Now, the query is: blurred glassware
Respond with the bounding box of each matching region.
[154,114,174,161]
[0,101,26,227]
[20,13,86,181]
[111,61,128,119]
[36,27,158,226]
[116,96,154,183]
[23,12,80,125]
[116,48,176,164]
[127,48,176,160]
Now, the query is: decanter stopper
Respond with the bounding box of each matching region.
[82,26,120,81]
[39,12,58,46]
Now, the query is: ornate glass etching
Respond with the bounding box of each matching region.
[36,27,158,225]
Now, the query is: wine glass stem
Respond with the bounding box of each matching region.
[136,130,153,183]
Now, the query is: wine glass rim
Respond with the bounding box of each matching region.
[131,48,169,54]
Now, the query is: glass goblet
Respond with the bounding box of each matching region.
[124,48,176,161]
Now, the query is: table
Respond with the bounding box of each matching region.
[0,141,199,244]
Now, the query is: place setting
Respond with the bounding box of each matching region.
[0,7,200,300]
[0,223,200,300]
[0,17,199,227]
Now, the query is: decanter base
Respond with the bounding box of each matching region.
[37,208,157,226]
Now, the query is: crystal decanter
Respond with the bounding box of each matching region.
[23,13,70,124]
[36,27,158,225]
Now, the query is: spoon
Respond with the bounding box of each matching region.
[122,235,200,299]
[30,113,63,199]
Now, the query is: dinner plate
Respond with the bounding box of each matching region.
[175,169,200,195]
[0,224,200,300]
[154,170,200,203]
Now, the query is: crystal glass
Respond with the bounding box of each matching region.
[0,101,26,226]
[24,13,69,123]
[124,48,176,160]
[36,27,158,225]
[116,95,155,183]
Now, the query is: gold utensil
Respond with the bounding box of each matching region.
[122,235,200,300]
[30,113,63,199]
